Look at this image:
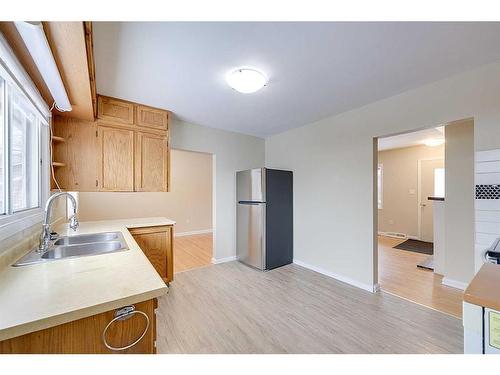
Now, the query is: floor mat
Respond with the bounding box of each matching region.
[394,239,433,255]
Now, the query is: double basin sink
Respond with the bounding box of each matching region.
[13,231,129,266]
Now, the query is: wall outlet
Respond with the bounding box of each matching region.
[388,219,394,225]
[409,189,416,195]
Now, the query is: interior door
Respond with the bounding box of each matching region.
[420,159,444,242]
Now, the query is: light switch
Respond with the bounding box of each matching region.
[409,189,416,195]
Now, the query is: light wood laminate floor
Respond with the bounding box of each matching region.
[378,235,463,318]
[157,261,463,353]
[174,233,212,273]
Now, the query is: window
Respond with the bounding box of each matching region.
[377,164,383,209]
[434,168,445,198]
[0,67,46,220]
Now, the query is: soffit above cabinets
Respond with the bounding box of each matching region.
[0,21,97,121]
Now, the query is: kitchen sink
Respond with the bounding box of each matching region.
[13,231,129,266]
[42,241,125,260]
[54,232,120,245]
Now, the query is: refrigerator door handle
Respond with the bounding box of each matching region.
[238,201,266,205]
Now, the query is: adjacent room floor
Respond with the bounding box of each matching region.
[378,235,463,318]
[157,261,463,354]
[174,233,213,273]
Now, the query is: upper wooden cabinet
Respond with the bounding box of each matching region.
[98,126,135,191]
[52,116,99,191]
[136,105,169,131]
[98,95,169,131]
[98,96,135,125]
[135,132,169,192]
[52,96,171,192]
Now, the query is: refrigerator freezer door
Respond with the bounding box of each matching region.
[237,168,266,203]
[237,202,266,270]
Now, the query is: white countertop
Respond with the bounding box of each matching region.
[0,217,175,341]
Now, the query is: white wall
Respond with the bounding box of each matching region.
[475,148,500,272]
[78,149,213,234]
[170,118,265,261]
[444,120,475,288]
[378,144,444,238]
[266,61,500,290]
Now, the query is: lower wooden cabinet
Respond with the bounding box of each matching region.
[0,299,157,354]
[129,225,174,283]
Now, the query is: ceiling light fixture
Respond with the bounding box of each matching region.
[14,21,72,112]
[423,138,445,147]
[226,68,267,94]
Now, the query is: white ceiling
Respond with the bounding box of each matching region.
[378,127,444,151]
[93,22,500,138]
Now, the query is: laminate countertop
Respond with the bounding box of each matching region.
[464,263,500,311]
[0,217,174,341]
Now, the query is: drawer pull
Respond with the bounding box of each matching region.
[102,305,150,351]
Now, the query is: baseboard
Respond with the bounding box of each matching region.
[378,232,419,241]
[211,256,237,264]
[442,277,468,290]
[175,229,213,237]
[293,259,377,293]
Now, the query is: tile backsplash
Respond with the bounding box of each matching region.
[475,149,500,271]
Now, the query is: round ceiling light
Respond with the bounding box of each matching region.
[423,138,445,147]
[226,68,267,94]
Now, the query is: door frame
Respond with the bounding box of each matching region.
[417,157,444,241]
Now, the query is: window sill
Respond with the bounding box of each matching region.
[0,209,44,243]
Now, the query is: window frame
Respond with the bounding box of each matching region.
[0,47,50,242]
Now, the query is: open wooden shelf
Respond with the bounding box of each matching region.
[51,136,66,143]
[52,162,66,167]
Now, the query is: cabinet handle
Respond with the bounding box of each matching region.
[102,305,150,351]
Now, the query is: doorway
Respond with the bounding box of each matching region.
[375,124,465,318]
[170,149,214,274]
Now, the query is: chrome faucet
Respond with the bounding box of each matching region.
[38,192,79,253]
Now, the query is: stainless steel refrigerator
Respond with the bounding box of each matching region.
[236,168,293,270]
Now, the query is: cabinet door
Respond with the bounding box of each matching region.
[135,105,169,131]
[52,116,99,191]
[130,226,173,283]
[98,126,135,191]
[0,299,156,354]
[98,96,134,125]
[135,132,169,192]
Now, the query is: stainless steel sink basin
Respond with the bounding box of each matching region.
[54,232,119,245]
[42,241,125,260]
[13,231,129,266]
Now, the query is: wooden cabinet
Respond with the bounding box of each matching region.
[0,299,157,354]
[129,226,174,283]
[135,132,169,192]
[51,96,171,192]
[52,116,99,191]
[98,126,135,191]
[136,104,168,131]
[98,95,134,125]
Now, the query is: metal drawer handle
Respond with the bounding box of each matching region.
[102,305,150,351]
